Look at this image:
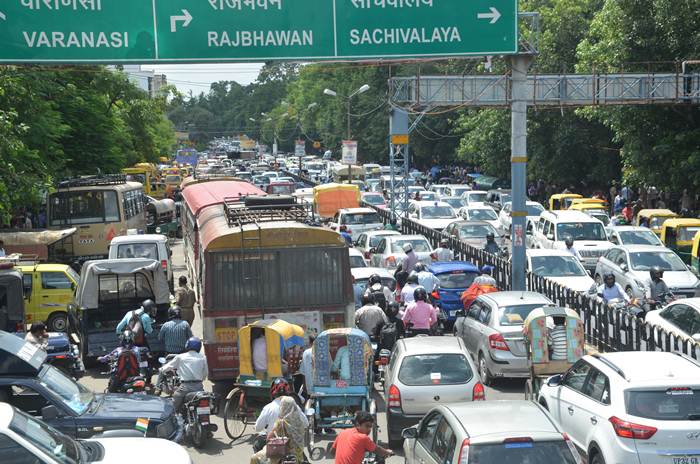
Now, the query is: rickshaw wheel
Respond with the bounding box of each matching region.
[224,388,247,440]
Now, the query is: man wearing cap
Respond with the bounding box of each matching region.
[401,243,418,273]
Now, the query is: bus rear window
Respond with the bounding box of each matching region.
[50,191,119,225]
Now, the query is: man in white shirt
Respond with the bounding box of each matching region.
[414,263,440,293]
[433,239,454,262]
[252,329,267,375]
[400,273,420,304]
[160,337,208,412]
[564,237,582,261]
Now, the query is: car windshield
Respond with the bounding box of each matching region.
[342,212,381,225]
[363,195,384,205]
[678,226,700,241]
[618,230,662,245]
[629,251,687,271]
[466,192,488,203]
[468,209,498,221]
[456,224,496,239]
[589,212,610,225]
[117,243,158,260]
[398,354,472,386]
[391,239,432,253]
[421,206,456,219]
[436,271,478,289]
[469,440,578,463]
[443,198,465,209]
[451,187,471,196]
[557,222,607,241]
[165,175,180,183]
[418,193,438,201]
[527,204,545,216]
[498,304,544,326]
[270,185,294,195]
[626,388,700,421]
[499,194,512,204]
[38,365,94,415]
[10,408,80,464]
[369,234,394,248]
[349,256,367,268]
[531,256,587,277]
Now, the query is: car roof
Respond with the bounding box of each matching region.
[594,352,700,384]
[363,230,400,238]
[614,244,673,253]
[462,205,496,211]
[110,234,167,244]
[350,267,394,280]
[543,210,601,222]
[387,235,428,242]
[349,248,364,257]
[18,263,71,272]
[526,249,578,258]
[339,208,376,214]
[413,200,451,207]
[445,401,560,439]
[429,261,479,274]
[399,336,466,354]
[608,226,653,232]
[446,220,495,228]
[479,291,553,306]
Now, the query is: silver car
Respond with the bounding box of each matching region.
[454,291,554,384]
[384,336,482,444]
[368,234,434,270]
[403,401,581,464]
[442,220,501,249]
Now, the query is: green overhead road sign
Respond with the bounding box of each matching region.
[0,0,517,63]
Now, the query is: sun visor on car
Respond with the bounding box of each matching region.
[0,331,47,375]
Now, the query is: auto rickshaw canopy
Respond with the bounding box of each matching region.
[660,218,700,245]
[238,319,305,379]
[312,328,372,388]
[549,194,582,210]
[569,198,607,209]
[636,209,678,232]
[523,306,584,364]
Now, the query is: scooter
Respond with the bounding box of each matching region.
[46,332,84,379]
[99,349,154,394]
[374,349,391,390]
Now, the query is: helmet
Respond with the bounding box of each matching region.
[413,286,428,302]
[603,272,616,287]
[481,265,494,275]
[368,273,382,286]
[650,266,663,280]
[414,263,426,273]
[361,292,375,306]
[402,243,413,253]
[141,299,156,316]
[120,330,135,347]
[270,378,291,398]
[486,233,495,241]
[565,237,574,248]
[387,301,400,316]
[406,272,419,285]
[440,238,449,246]
[185,337,202,352]
[168,306,181,320]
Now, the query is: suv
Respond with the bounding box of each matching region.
[532,210,611,272]
[403,401,581,464]
[539,351,700,464]
[384,336,483,444]
[330,208,383,241]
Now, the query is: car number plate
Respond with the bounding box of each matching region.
[197,407,210,415]
[673,457,700,464]
[450,310,458,317]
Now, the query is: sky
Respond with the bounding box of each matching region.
[141,63,264,97]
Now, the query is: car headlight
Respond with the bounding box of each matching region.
[155,226,162,233]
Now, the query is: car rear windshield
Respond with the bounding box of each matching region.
[117,243,159,260]
[469,209,498,221]
[557,222,607,241]
[437,271,478,289]
[391,239,432,253]
[363,195,384,205]
[498,304,544,326]
[421,206,456,219]
[350,256,367,268]
[398,354,472,386]
[527,204,545,216]
[619,230,661,245]
[342,212,381,225]
[626,388,700,420]
[470,440,578,463]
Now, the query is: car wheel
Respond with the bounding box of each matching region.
[590,450,606,464]
[478,353,493,386]
[47,312,68,332]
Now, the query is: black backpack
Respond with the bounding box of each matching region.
[368,284,387,310]
[379,321,398,350]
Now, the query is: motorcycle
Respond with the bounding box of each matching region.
[374,348,391,390]
[155,354,181,396]
[99,349,154,394]
[606,298,645,319]
[45,332,85,380]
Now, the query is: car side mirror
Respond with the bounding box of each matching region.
[547,374,563,387]
[369,247,377,254]
[42,405,61,420]
[455,309,466,318]
[692,334,700,343]
[402,427,418,439]
[620,263,628,272]
[546,233,554,241]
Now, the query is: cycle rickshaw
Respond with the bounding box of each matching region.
[223,319,305,439]
[305,328,377,452]
[523,306,585,400]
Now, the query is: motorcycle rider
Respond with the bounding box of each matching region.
[415,263,440,293]
[473,265,497,287]
[363,273,392,311]
[158,306,192,355]
[484,233,501,255]
[564,237,582,261]
[402,287,438,336]
[116,299,157,348]
[159,336,208,412]
[355,293,388,341]
[254,378,308,450]
[400,272,420,304]
[645,265,670,310]
[99,331,145,393]
[595,273,631,306]
[401,243,419,274]
[433,238,455,262]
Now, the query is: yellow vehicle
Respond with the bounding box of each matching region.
[122,166,166,199]
[636,209,678,235]
[47,175,147,263]
[660,218,700,264]
[691,234,700,275]
[548,193,583,210]
[19,262,79,332]
[568,202,611,226]
[569,198,608,208]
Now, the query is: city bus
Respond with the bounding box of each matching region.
[181,189,354,393]
[47,175,147,265]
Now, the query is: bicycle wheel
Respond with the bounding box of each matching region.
[223,388,248,439]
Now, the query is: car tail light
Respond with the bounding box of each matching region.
[431,290,440,300]
[161,260,168,271]
[562,433,582,463]
[198,399,209,408]
[457,438,470,464]
[133,380,145,389]
[386,256,396,267]
[388,384,401,409]
[472,382,485,401]
[609,416,657,440]
[488,333,510,351]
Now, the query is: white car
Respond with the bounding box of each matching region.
[645,298,700,343]
[594,245,700,299]
[526,249,595,293]
[460,190,488,206]
[407,200,458,231]
[538,351,700,464]
[354,230,401,261]
[439,196,466,211]
[329,207,384,241]
[608,225,664,246]
[499,201,545,234]
[0,403,191,464]
[369,234,434,270]
[349,247,368,269]
[457,205,501,231]
[108,234,173,290]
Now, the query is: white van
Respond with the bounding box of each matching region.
[108,234,173,290]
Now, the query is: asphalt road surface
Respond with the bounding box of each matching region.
[79,239,525,464]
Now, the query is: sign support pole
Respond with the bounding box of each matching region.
[509,54,532,291]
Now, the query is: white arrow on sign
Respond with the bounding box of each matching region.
[0,11,6,21]
[170,9,192,33]
[477,7,501,24]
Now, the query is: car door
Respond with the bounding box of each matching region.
[409,412,443,464]
[597,248,618,279]
[372,238,387,267]
[612,250,630,287]
[39,271,74,314]
[460,302,482,354]
[661,303,700,337]
[5,382,77,437]
[356,233,367,251]
[22,272,38,322]
[430,417,458,464]
[576,367,611,447]
[0,434,45,464]
[550,360,593,451]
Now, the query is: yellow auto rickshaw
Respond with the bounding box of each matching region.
[569,202,611,226]
[569,198,608,208]
[223,319,306,439]
[522,306,584,400]
[660,218,700,264]
[549,193,583,211]
[691,234,700,276]
[636,209,678,235]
